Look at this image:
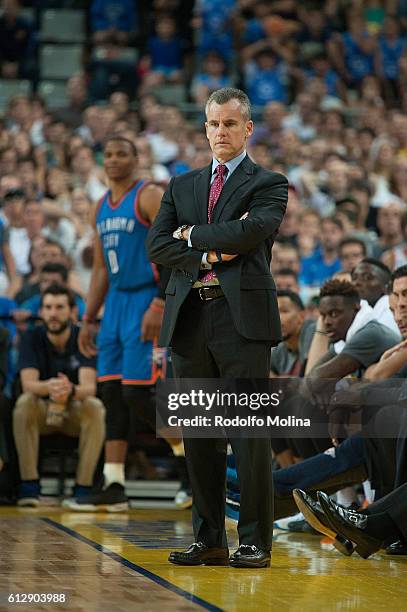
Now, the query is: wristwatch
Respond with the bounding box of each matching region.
[173,225,190,240]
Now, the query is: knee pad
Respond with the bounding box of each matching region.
[99,380,129,441]
[122,385,156,432]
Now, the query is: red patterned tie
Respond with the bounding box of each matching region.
[200,164,227,283]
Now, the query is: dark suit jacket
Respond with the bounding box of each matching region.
[146,155,288,347]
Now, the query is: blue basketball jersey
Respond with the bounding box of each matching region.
[96,180,158,291]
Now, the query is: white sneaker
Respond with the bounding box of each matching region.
[174,488,192,509]
[17,497,40,508]
[274,511,304,530]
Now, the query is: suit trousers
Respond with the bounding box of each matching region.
[364,482,407,542]
[171,292,273,550]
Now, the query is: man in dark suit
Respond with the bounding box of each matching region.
[147,88,288,568]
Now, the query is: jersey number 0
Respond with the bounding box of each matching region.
[108,249,119,274]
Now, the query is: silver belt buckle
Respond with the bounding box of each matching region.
[198,287,213,301]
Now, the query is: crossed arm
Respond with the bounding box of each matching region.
[146,174,288,272]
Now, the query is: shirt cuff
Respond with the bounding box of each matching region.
[200,252,212,270]
[187,225,195,247]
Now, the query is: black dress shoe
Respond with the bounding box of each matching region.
[168,542,229,566]
[317,491,382,559]
[293,489,354,556]
[229,545,271,568]
[386,540,407,555]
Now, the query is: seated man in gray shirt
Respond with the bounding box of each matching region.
[270,290,315,378]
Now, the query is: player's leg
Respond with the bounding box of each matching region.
[63,298,129,512]
[121,289,192,507]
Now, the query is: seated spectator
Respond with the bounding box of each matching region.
[146,105,183,165]
[53,74,89,131]
[0,188,30,276]
[270,290,315,378]
[275,268,299,293]
[141,15,187,91]
[376,16,406,106]
[373,203,404,258]
[190,51,232,105]
[249,101,287,150]
[243,47,288,107]
[350,258,400,336]
[90,0,136,46]
[335,197,361,233]
[70,145,107,204]
[13,285,105,507]
[194,0,235,61]
[296,209,321,258]
[304,51,345,100]
[272,242,301,275]
[305,159,351,217]
[18,263,86,322]
[0,0,34,80]
[300,217,343,289]
[277,185,303,246]
[339,237,367,273]
[282,92,317,143]
[328,8,377,86]
[382,209,407,270]
[13,237,44,305]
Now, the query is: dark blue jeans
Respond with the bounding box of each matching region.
[274,434,365,495]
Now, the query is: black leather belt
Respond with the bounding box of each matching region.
[194,286,224,301]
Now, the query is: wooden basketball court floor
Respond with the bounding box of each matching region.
[0,506,406,612]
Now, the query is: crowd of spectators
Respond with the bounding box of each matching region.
[0,1,407,540]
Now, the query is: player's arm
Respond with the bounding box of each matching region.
[364,340,407,381]
[138,183,168,341]
[72,367,97,400]
[79,210,109,357]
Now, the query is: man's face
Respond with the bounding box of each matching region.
[392,276,407,318]
[24,202,44,232]
[103,140,136,181]
[275,274,299,293]
[394,302,407,338]
[42,245,64,265]
[319,295,359,342]
[320,220,343,251]
[377,205,402,236]
[340,243,365,273]
[277,296,304,340]
[39,272,65,293]
[41,294,71,335]
[351,263,386,306]
[205,99,253,163]
[273,247,300,273]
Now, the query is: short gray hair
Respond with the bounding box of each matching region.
[205,88,252,121]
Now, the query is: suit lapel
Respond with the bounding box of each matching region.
[212,155,255,222]
[193,164,212,224]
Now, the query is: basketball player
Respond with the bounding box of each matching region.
[63,136,180,511]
